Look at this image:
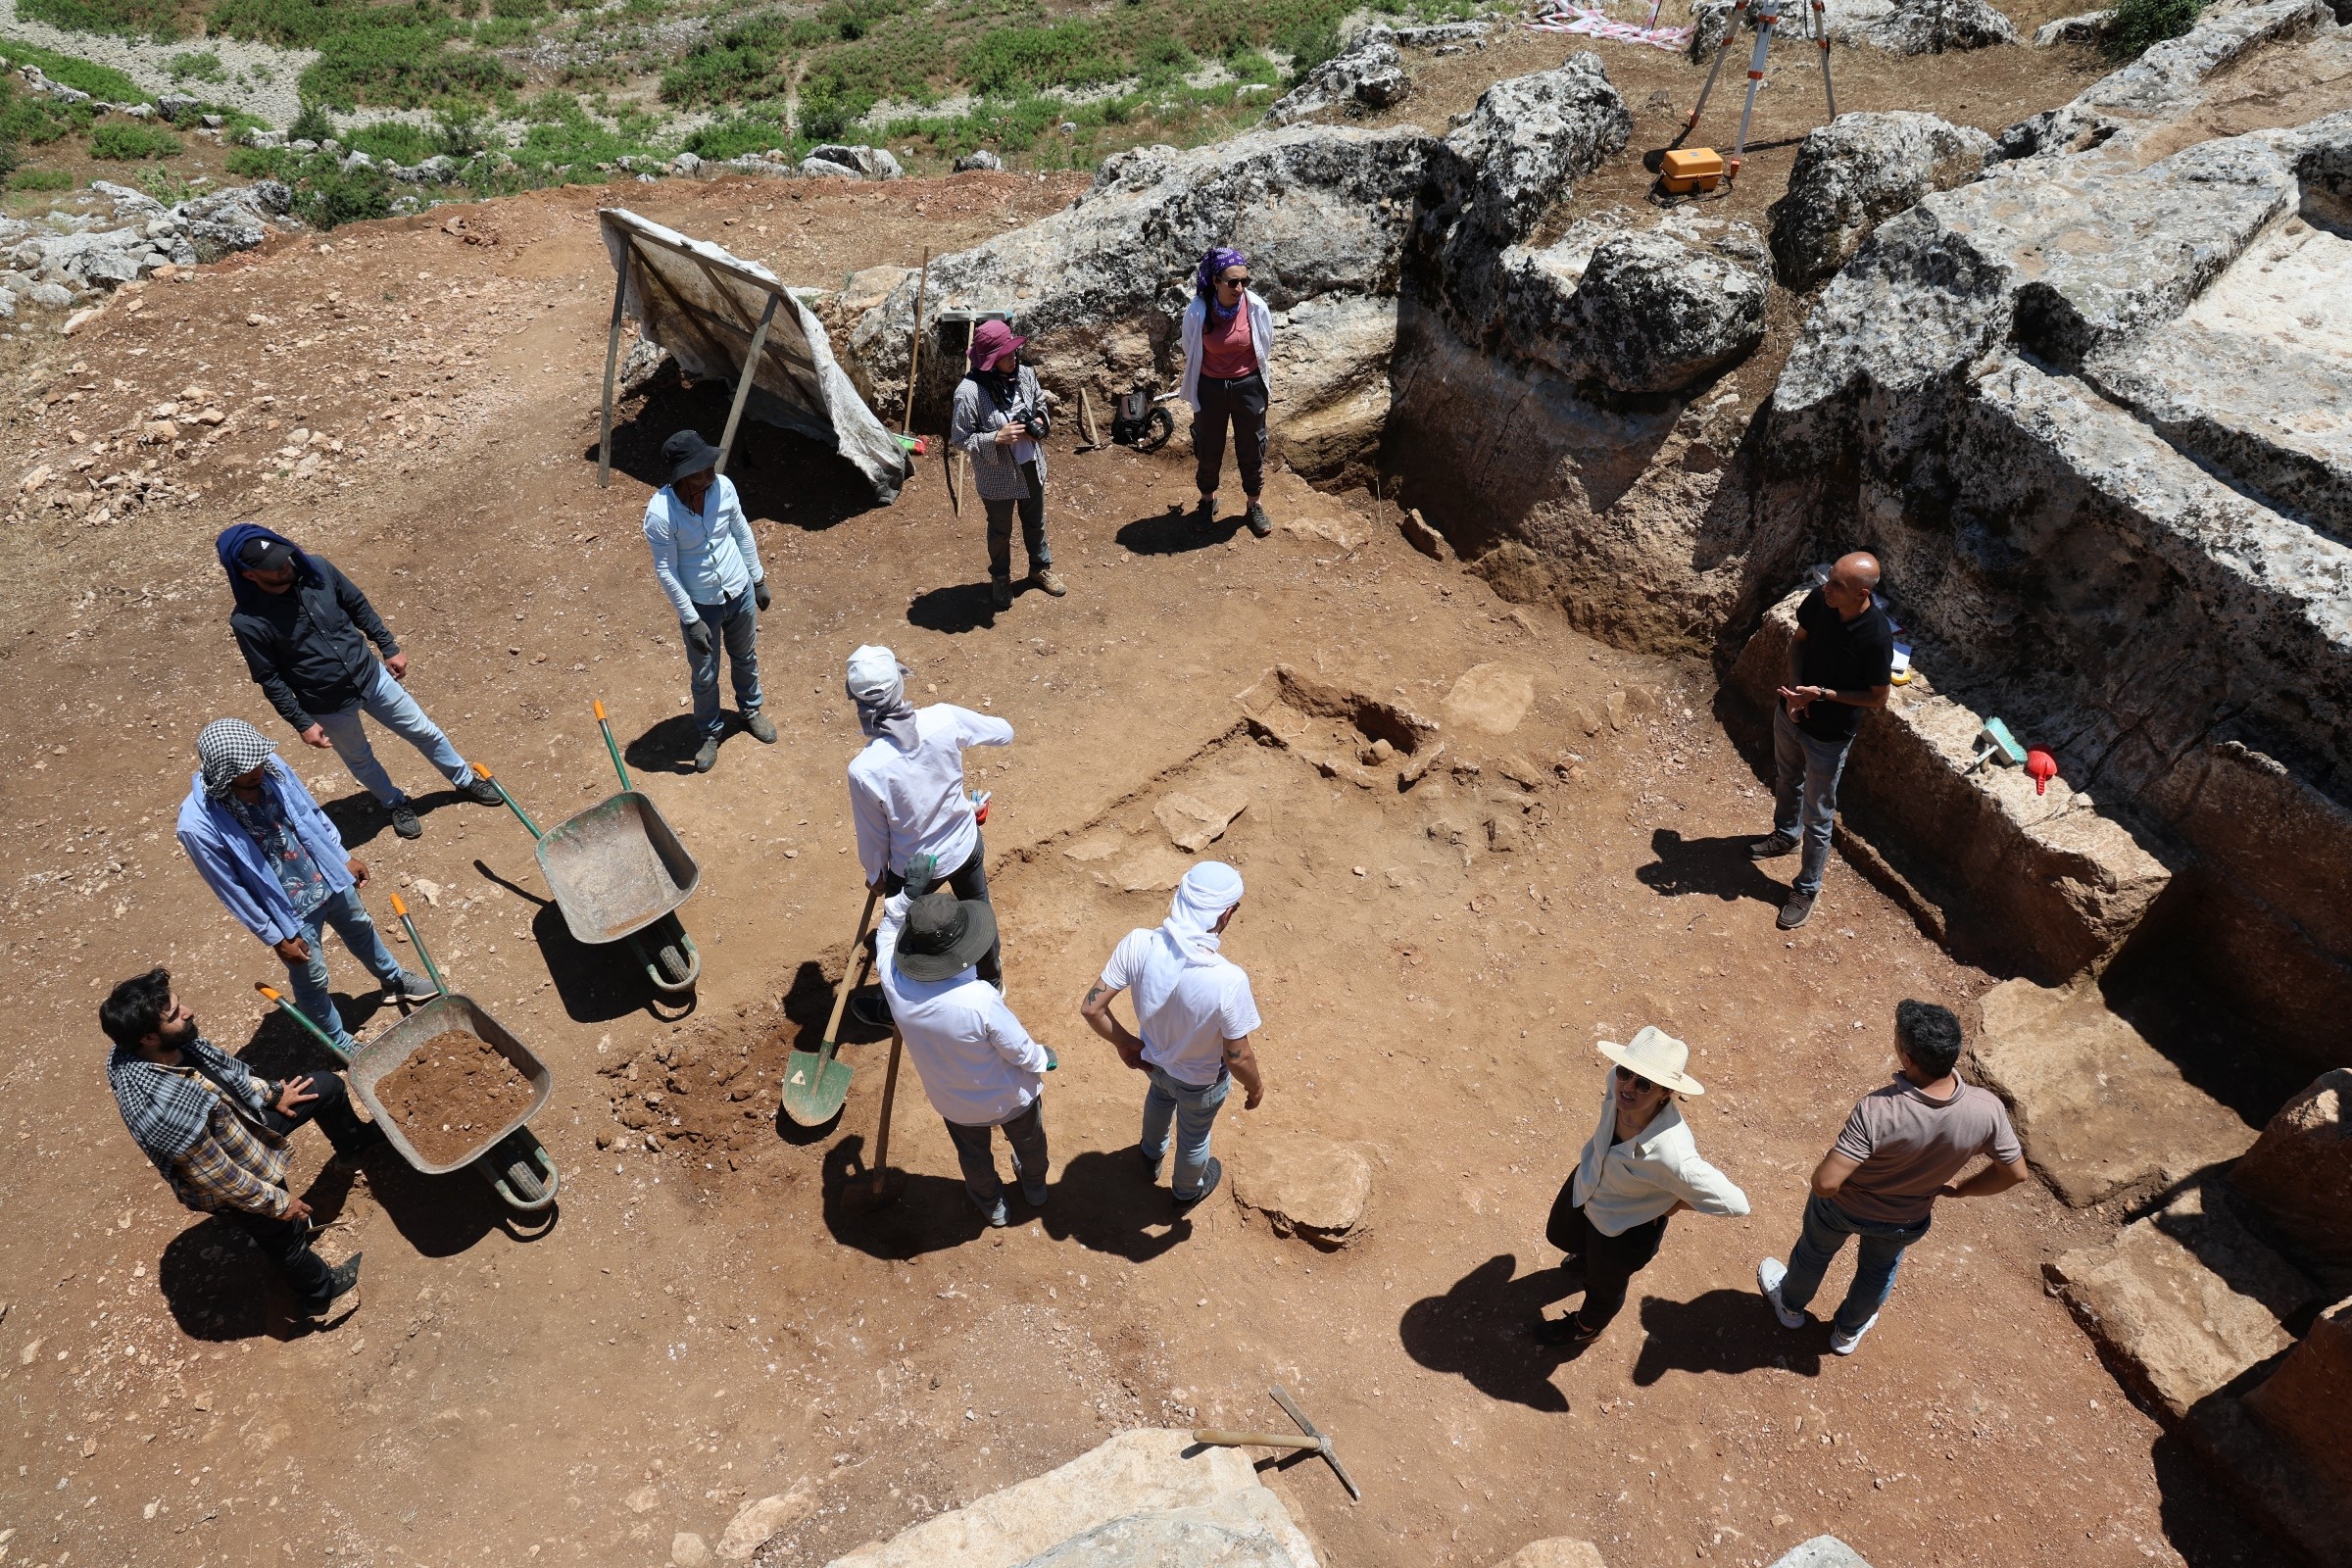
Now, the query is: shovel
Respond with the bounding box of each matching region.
[782,889,878,1125]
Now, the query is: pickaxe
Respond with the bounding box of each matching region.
[1193,1386,1360,1502]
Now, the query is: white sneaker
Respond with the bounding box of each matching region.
[1757,1257,1805,1329]
[1830,1312,1880,1355]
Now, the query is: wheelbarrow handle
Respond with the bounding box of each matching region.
[387,893,447,999]
[471,764,545,840]
[255,982,352,1063]
[593,700,633,794]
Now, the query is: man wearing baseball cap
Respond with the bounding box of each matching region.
[948,318,1065,612]
[844,644,1013,990]
[1535,1027,1748,1351]
[878,881,1055,1227]
[644,427,775,774]
[216,522,500,841]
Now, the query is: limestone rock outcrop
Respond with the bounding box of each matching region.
[2230,1071,2352,1290]
[1690,0,2017,59]
[1434,53,1632,247]
[1766,111,1994,289]
[1487,210,1766,392]
[1263,34,1410,124]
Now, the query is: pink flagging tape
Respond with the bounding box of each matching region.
[1526,3,1694,49]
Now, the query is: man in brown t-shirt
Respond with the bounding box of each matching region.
[1756,1000,2029,1354]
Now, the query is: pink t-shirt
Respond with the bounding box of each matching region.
[1198,305,1255,381]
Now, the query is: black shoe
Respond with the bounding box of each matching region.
[1778,889,1817,930]
[1173,1155,1223,1210]
[990,575,1014,612]
[693,736,720,774]
[389,802,422,840]
[460,775,504,807]
[744,712,777,744]
[1532,1313,1600,1348]
[1245,502,1272,538]
[847,986,892,1029]
[305,1252,364,1317]
[1193,496,1217,529]
[1748,832,1798,859]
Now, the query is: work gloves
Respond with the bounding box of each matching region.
[685,619,715,658]
[755,579,771,612]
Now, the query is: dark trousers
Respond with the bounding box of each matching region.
[945,1098,1049,1208]
[1545,1178,1668,1333]
[1193,371,1267,499]
[983,463,1051,580]
[883,834,1002,986]
[223,1073,374,1312]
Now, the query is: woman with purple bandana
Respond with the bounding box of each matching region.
[1178,245,1276,538]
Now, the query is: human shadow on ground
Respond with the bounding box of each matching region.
[769,958,890,1148]
[320,784,478,853]
[821,1133,990,1259]
[470,858,677,1023]
[592,366,892,532]
[1630,1288,1824,1384]
[624,714,713,776]
[1398,1253,1580,1413]
[1035,1149,1191,1264]
[1115,505,1239,557]
[2152,1424,2279,1568]
[1635,828,1788,908]
[907,581,1001,635]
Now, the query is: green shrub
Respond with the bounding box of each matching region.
[433,106,490,156]
[962,21,1118,96]
[90,122,184,159]
[1274,19,1343,77]
[660,14,792,105]
[288,98,334,140]
[11,167,74,189]
[19,0,184,40]
[296,159,393,226]
[348,119,434,161]
[2105,0,2203,56]
[225,143,290,176]
[304,28,518,107]
[682,109,794,162]
[0,42,144,101]
[169,49,230,81]
[0,87,79,147]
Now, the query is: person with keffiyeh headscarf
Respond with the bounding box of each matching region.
[1080,859,1264,1209]
[844,645,1014,990]
[1178,245,1277,539]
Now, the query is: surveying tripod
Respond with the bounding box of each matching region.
[1682,0,1838,178]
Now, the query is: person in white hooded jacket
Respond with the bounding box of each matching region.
[1178,245,1277,539]
[1079,860,1264,1209]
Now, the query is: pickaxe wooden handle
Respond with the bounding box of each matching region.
[1193,1431,1325,1451]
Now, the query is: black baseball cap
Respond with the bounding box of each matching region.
[238,537,296,573]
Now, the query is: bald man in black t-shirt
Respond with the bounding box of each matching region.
[1750,552,1894,930]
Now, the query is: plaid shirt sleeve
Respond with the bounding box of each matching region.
[170,1106,291,1218]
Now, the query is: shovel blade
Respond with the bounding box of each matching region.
[781,1045,855,1125]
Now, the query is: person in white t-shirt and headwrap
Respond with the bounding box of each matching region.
[1079,860,1264,1209]
[844,644,1013,991]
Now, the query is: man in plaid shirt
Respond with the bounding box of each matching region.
[103,967,376,1320]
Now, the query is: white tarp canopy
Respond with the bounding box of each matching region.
[599,207,909,501]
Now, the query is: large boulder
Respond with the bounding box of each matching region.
[847,124,1432,480]
[809,143,904,179]
[2231,1071,2352,1290]
[1766,111,1994,289]
[1437,52,1631,246]
[1263,34,1410,125]
[1231,1129,1372,1248]
[2241,1295,2352,1496]
[1489,210,1765,393]
[1844,0,2019,52]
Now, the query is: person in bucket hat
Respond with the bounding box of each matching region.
[949,318,1065,611]
[876,877,1057,1228]
[643,427,774,773]
[1533,1026,1748,1351]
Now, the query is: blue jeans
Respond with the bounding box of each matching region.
[1141,1064,1231,1199]
[1772,704,1855,896]
[686,588,760,740]
[313,662,476,808]
[283,885,415,1053]
[1777,1192,1932,1335]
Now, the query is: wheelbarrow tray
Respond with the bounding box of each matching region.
[535,789,701,947]
[349,994,555,1177]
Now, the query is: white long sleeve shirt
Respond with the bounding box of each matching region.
[1569,1068,1749,1236]
[643,475,763,619]
[876,894,1048,1125]
[848,704,1014,885]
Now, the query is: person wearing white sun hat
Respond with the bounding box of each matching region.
[1534,1026,1749,1351]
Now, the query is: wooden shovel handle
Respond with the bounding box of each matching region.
[1193,1430,1322,1451]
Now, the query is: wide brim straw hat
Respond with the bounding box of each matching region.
[1597,1025,1705,1096]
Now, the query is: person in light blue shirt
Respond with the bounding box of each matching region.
[175,718,431,1054]
[642,429,776,773]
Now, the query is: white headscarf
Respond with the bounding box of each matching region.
[1160,860,1244,969]
[845,644,919,751]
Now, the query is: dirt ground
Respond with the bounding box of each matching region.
[0,30,2276,1568]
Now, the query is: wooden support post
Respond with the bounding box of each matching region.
[714,291,780,477]
[903,248,931,438]
[595,262,628,488]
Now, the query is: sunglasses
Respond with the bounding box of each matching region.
[1620,1071,1658,1094]
[1217,273,1250,287]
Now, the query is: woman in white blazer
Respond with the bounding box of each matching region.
[1178,244,1276,538]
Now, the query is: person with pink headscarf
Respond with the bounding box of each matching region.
[949,318,1067,612]
[1178,245,1276,538]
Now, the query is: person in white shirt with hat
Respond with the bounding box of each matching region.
[878,879,1055,1228]
[1535,1026,1748,1351]
[1079,860,1263,1210]
[844,644,1013,990]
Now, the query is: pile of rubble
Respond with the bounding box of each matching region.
[0,180,294,318]
[668,142,906,180]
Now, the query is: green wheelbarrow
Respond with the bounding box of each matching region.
[480,701,702,996]
[256,894,558,1214]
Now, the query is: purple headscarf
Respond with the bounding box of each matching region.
[1196,246,1249,322]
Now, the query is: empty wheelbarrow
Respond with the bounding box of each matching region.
[255,895,558,1214]
[481,701,702,995]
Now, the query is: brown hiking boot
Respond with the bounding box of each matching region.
[1032,567,1067,597]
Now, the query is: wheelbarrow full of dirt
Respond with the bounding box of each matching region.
[481,702,702,995]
